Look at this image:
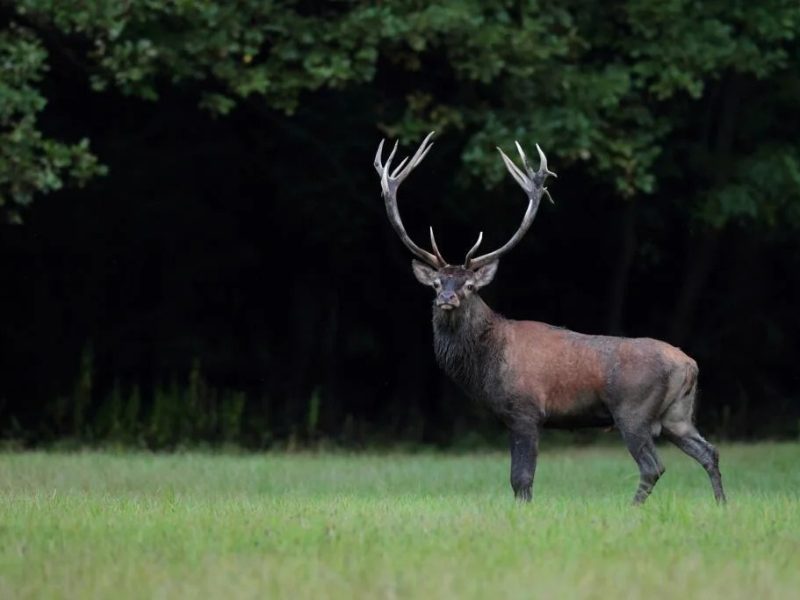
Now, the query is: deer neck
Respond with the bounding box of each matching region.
[432,295,503,397]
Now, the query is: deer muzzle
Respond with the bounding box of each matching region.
[436,291,460,310]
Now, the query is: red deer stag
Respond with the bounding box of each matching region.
[374,132,726,504]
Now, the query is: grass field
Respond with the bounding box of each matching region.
[1,444,798,599]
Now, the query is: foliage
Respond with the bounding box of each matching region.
[697,144,800,229]
[0,27,105,221]
[1,447,799,598]
[4,0,800,204]
[112,368,245,449]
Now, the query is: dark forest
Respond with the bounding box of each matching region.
[1,1,799,447]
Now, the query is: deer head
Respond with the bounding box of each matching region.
[374,132,556,312]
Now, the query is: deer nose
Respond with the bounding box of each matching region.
[436,291,460,309]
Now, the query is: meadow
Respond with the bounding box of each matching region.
[0,443,798,599]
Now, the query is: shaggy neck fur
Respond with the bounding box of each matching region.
[432,295,503,400]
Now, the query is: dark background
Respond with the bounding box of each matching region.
[1,2,799,447]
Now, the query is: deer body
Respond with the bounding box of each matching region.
[375,133,726,504]
[433,295,697,433]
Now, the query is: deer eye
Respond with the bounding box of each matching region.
[433,280,441,289]
[466,283,475,291]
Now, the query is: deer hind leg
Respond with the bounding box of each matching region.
[618,427,665,505]
[662,425,726,504]
[661,385,727,503]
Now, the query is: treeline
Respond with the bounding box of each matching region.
[1,1,799,446]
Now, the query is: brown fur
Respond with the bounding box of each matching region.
[499,321,608,417]
[497,318,697,427]
[420,272,725,504]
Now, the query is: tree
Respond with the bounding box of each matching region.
[0,25,104,222]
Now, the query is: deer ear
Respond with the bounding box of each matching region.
[411,260,438,286]
[473,261,498,288]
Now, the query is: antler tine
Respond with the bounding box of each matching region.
[498,147,528,189]
[429,227,449,265]
[373,139,385,174]
[463,231,483,267]
[384,140,399,173]
[536,143,557,178]
[390,156,410,178]
[465,142,556,270]
[515,141,529,171]
[374,131,445,268]
[393,131,436,184]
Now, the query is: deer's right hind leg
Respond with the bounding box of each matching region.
[663,427,726,504]
[661,392,726,503]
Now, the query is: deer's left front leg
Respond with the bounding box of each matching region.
[509,426,539,502]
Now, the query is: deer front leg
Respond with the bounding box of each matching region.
[509,426,539,502]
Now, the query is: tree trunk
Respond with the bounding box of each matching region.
[320,291,341,434]
[668,230,720,346]
[284,275,318,436]
[606,201,637,335]
[668,75,742,346]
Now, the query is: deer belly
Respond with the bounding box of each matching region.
[542,405,615,429]
[541,389,614,429]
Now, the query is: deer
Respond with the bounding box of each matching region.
[373,132,726,505]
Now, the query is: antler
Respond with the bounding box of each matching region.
[374,131,448,268]
[464,142,556,270]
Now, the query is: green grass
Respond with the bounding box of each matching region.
[1,444,798,599]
